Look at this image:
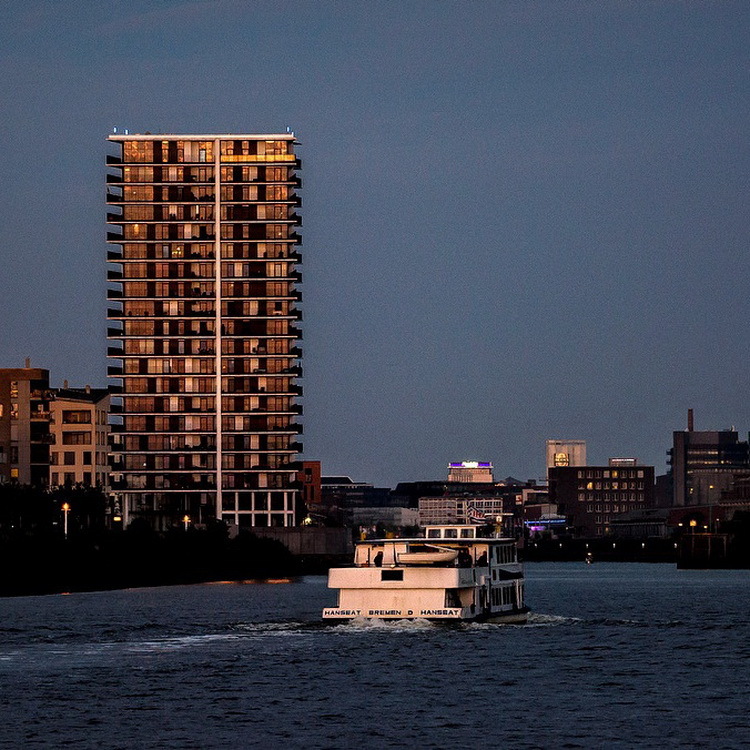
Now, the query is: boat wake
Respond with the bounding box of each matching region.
[524,612,583,627]
[330,616,439,631]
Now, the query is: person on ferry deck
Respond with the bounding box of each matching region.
[457,548,472,567]
[373,551,384,567]
[476,551,488,566]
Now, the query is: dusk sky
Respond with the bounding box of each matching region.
[1,1,748,487]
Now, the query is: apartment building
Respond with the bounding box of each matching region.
[106,133,302,529]
[0,365,52,486]
[49,386,110,489]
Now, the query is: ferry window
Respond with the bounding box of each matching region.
[444,589,461,607]
[444,529,457,538]
[381,570,403,581]
[460,529,474,538]
[427,529,440,539]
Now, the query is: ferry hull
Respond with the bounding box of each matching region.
[322,606,529,624]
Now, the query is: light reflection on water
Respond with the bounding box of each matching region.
[0,564,749,749]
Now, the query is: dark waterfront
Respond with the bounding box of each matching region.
[1,564,748,749]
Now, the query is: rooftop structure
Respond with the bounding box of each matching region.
[447,461,494,483]
[545,439,586,477]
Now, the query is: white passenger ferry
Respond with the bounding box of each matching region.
[322,525,527,623]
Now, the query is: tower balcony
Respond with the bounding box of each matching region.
[263,422,302,434]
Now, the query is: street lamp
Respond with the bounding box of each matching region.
[183,514,190,532]
[62,503,70,539]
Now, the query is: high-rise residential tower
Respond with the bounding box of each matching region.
[106,134,302,529]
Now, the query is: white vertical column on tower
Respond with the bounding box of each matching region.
[213,139,224,519]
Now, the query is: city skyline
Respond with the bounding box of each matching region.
[2,2,749,487]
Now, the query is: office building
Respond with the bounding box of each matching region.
[321,476,392,509]
[549,460,655,537]
[447,461,494,483]
[106,133,302,529]
[49,385,110,489]
[669,413,749,507]
[0,364,52,486]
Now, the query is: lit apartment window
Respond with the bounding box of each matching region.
[63,410,91,424]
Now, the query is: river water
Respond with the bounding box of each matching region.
[0,563,748,749]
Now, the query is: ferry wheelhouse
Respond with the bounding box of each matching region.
[323,525,527,623]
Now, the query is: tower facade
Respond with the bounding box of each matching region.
[106,134,302,529]
[545,439,586,477]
